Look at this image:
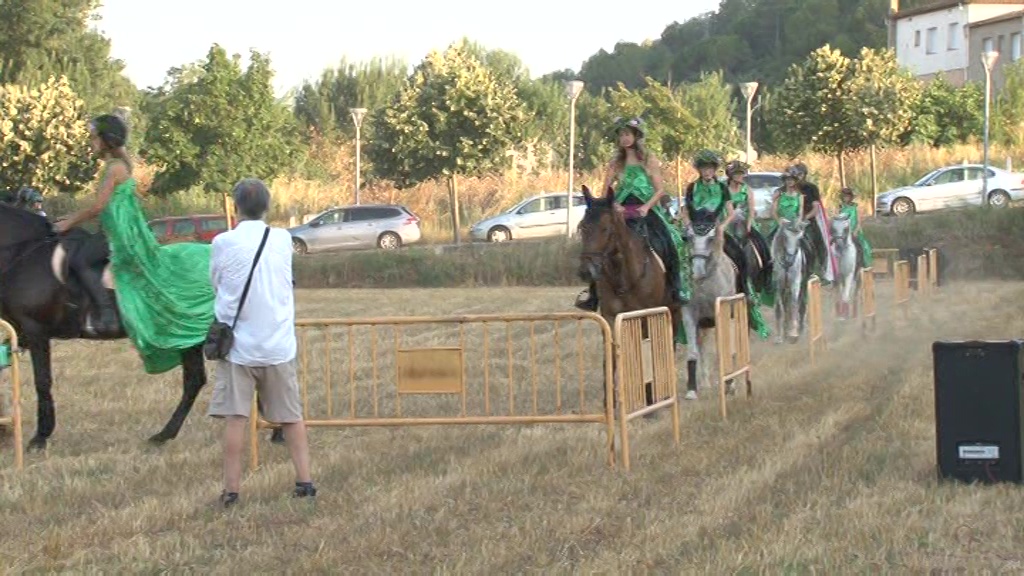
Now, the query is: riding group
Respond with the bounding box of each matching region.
[573,117,874,400]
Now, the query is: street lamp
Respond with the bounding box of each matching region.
[565,80,585,239]
[350,107,368,205]
[981,51,998,207]
[739,82,759,163]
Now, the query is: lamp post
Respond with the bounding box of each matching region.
[981,51,998,207]
[564,80,585,239]
[350,107,368,205]
[739,82,759,163]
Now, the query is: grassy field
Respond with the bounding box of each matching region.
[2,280,1024,572]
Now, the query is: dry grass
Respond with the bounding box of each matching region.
[2,280,1024,572]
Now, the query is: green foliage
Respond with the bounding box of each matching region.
[0,0,138,115]
[905,75,983,147]
[368,40,525,188]
[770,45,854,157]
[0,75,97,195]
[292,56,409,140]
[843,47,921,151]
[142,45,304,195]
[996,60,1024,148]
[677,71,741,155]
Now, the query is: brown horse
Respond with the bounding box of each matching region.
[577,184,683,407]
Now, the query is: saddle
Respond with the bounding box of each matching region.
[51,238,116,290]
[622,208,667,274]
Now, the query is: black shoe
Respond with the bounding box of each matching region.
[97,307,119,334]
[220,490,239,508]
[293,482,317,498]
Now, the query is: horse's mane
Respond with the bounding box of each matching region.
[0,202,52,248]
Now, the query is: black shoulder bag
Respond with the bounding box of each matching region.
[204,226,271,361]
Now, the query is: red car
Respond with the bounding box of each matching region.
[148,214,231,244]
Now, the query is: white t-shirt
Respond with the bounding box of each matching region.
[210,219,296,367]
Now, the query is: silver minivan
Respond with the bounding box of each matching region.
[288,204,422,254]
[469,192,587,242]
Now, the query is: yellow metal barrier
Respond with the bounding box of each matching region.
[249,312,616,471]
[873,248,900,278]
[0,320,23,471]
[613,307,681,471]
[916,253,929,296]
[807,276,826,365]
[894,260,911,319]
[926,248,939,291]
[714,295,752,421]
[860,267,877,335]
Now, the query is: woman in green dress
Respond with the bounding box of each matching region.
[574,116,691,311]
[836,187,873,268]
[54,114,216,374]
[771,167,805,228]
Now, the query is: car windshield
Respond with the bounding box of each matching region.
[913,169,943,186]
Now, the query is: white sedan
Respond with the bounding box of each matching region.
[875,164,1024,217]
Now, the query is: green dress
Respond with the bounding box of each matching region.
[776,192,801,221]
[101,178,216,374]
[838,202,873,266]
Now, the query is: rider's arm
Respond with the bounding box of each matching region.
[58,160,128,231]
[798,194,806,219]
[602,162,619,207]
[643,154,666,212]
[771,191,781,222]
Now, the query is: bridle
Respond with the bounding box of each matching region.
[579,211,654,297]
[775,223,805,271]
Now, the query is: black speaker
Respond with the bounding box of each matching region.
[933,340,1024,484]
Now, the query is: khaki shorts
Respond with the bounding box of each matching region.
[207,360,304,423]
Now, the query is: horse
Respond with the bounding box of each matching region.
[680,212,739,400]
[0,202,209,452]
[829,213,859,320]
[771,218,810,343]
[577,184,683,411]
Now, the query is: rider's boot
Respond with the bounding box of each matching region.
[574,281,599,312]
[78,265,119,335]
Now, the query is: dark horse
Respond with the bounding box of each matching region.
[0,202,208,451]
[577,184,683,409]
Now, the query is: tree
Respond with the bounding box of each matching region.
[996,60,1024,149]
[0,75,97,195]
[142,45,304,196]
[369,40,525,244]
[0,0,138,115]
[677,71,742,156]
[905,75,983,147]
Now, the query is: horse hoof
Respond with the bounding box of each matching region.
[270,428,286,444]
[684,390,698,401]
[148,432,172,445]
[27,436,47,452]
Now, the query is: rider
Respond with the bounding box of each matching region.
[574,116,690,311]
[836,187,873,269]
[772,166,805,226]
[792,162,834,284]
[723,160,772,280]
[15,187,46,217]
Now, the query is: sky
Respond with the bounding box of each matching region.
[93,0,720,96]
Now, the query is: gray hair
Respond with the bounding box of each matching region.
[231,178,271,220]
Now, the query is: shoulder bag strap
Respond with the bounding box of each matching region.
[230,226,271,330]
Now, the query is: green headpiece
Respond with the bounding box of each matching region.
[693,149,722,169]
[725,160,749,177]
[611,116,645,139]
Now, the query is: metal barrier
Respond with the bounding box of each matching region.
[916,253,929,296]
[0,320,23,471]
[873,249,900,278]
[714,295,752,421]
[613,307,681,471]
[860,267,877,335]
[807,275,826,364]
[926,248,939,291]
[894,260,912,318]
[249,312,616,471]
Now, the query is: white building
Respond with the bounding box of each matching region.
[891,0,1024,85]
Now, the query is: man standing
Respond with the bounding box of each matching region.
[208,178,315,507]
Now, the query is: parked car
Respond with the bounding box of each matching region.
[667,172,784,219]
[875,164,1024,217]
[149,214,230,244]
[288,204,421,254]
[469,192,586,242]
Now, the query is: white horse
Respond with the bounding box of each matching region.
[771,218,808,344]
[829,213,859,320]
[681,217,738,400]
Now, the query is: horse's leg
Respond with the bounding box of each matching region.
[26,336,54,452]
[149,344,207,444]
[773,281,785,345]
[682,306,699,399]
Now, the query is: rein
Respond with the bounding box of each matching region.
[581,214,653,297]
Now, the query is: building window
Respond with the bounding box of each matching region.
[948,23,959,50]
[926,27,938,54]
[998,34,1005,54]
[915,30,921,47]
[983,36,995,53]
[1013,33,1022,61]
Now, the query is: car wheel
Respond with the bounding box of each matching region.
[487,226,511,242]
[891,197,915,217]
[378,231,402,250]
[988,189,1011,208]
[292,238,308,255]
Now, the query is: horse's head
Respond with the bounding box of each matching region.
[775,218,808,262]
[830,212,852,248]
[686,210,722,280]
[577,184,625,282]
[0,201,52,249]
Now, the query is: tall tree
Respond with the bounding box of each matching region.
[996,60,1024,149]
[905,75,983,147]
[369,40,525,243]
[292,56,408,139]
[142,45,303,195]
